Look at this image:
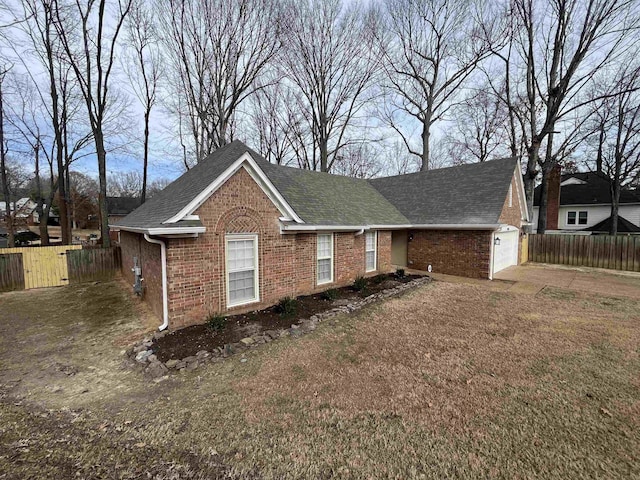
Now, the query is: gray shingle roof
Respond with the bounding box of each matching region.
[114,141,250,229]
[115,140,517,230]
[534,171,640,206]
[369,158,519,225]
[257,161,409,225]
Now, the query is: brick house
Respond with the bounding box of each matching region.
[113,141,528,330]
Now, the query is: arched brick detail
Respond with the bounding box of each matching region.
[215,206,264,234]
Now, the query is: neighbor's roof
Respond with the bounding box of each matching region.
[107,197,141,216]
[583,215,640,233]
[115,140,518,231]
[534,171,640,206]
[369,158,519,225]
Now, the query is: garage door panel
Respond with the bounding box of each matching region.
[493,230,519,274]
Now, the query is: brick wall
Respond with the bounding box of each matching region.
[546,165,562,230]
[498,172,525,228]
[119,230,164,321]
[407,230,492,279]
[498,172,526,265]
[141,167,395,328]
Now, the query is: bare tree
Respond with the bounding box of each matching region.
[588,64,640,234]
[0,68,14,246]
[379,0,500,170]
[245,79,295,166]
[107,170,142,197]
[124,2,160,203]
[53,0,133,247]
[444,87,510,164]
[279,0,380,173]
[158,0,282,163]
[11,0,78,243]
[510,0,639,233]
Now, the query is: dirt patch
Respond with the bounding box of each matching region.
[154,273,421,361]
[0,398,233,479]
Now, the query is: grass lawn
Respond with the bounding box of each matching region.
[0,278,638,478]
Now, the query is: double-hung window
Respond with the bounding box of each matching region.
[317,234,333,284]
[365,231,377,272]
[578,211,588,225]
[567,211,588,226]
[226,235,259,307]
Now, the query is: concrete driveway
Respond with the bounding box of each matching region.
[494,263,640,299]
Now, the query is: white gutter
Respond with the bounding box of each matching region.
[144,234,169,331]
[280,223,502,233]
[113,225,206,236]
[354,228,365,236]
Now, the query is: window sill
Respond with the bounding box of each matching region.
[227,297,260,309]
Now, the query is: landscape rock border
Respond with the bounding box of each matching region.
[125,275,431,378]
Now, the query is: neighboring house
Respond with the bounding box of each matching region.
[107,197,141,243]
[533,169,640,233]
[112,140,528,329]
[0,198,39,226]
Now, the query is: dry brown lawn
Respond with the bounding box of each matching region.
[1,277,639,479]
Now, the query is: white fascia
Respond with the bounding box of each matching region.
[115,225,206,236]
[280,223,502,233]
[163,152,303,225]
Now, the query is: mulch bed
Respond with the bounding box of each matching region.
[154,273,421,362]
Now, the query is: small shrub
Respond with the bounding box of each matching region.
[276,296,298,316]
[206,313,226,332]
[353,276,367,292]
[395,268,406,278]
[322,288,338,301]
[372,274,386,285]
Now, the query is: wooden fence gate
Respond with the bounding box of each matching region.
[1,245,83,289]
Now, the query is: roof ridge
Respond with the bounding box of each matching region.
[369,156,518,182]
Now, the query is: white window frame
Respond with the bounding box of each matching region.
[508,184,513,207]
[225,234,259,308]
[578,211,588,225]
[567,210,588,226]
[365,231,377,272]
[316,233,334,285]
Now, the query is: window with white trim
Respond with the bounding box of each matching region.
[567,211,588,225]
[317,234,333,284]
[508,184,513,207]
[226,235,259,307]
[365,231,377,272]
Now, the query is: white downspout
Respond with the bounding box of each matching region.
[144,234,169,331]
[355,228,365,236]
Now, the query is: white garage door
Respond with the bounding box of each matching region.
[493,230,519,275]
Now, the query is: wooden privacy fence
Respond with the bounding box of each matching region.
[528,234,640,272]
[0,246,121,292]
[66,247,122,283]
[0,253,24,292]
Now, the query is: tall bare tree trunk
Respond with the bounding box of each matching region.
[421,119,430,171]
[95,131,110,246]
[34,142,50,245]
[0,78,14,247]
[142,108,150,203]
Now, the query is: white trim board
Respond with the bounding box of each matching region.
[163,152,304,225]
